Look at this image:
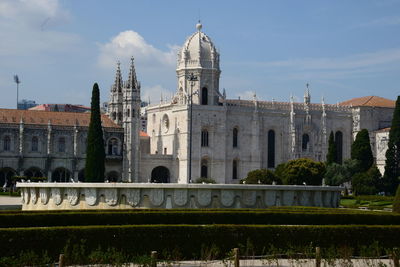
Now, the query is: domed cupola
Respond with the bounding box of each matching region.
[177,22,220,70]
[175,22,222,106]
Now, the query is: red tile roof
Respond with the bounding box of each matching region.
[339,96,395,108]
[0,108,120,128]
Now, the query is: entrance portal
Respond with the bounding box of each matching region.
[151,166,170,183]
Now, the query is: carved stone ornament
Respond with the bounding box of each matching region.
[51,188,62,205]
[173,189,188,206]
[30,188,38,204]
[197,190,211,206]
[39,188,49,205]
[23,188,30,204]
[314,191,322,207]
[242,191,256,206]
[123,189,140,207]
[150,189,164,206]
[105,189,118,206]
[220,190,234,207]
[331,192,339,208]
[283,191,295,206]
[299,191,310,206]
[67,188,79,206]
[85,188,97,206]
[264,191,276,206]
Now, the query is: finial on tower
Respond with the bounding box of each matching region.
[196,20,202,31]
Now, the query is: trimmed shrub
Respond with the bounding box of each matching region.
[0,224,399,261]
[194,177,216,184]
[394,185,400,213]
[280,158,326,185]
[0,209,399,228]
[243,169,281,184]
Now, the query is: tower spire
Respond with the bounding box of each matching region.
[127,57,140,91]
[113,61,123,92]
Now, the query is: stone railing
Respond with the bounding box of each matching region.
[16,183,343,210]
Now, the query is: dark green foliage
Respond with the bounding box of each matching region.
[326,131,337,165]
[352,165,382,195]
[384,96,400,195]
[84,83,105,182]
[0,224,399,260]
[243,169,281,184]
[394,185,400,213]
[351,129,373,172]
[279,158,326,185]
[324,159,360,186]
[1,208,399,228]
[194,177,216,184]
[274,162,286,180]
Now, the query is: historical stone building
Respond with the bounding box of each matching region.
[0,23,396,186]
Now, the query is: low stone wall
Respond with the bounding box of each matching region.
[16,183,343,210]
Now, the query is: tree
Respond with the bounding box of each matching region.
[243,169,281,184]
[325,159,361,186]
[280,158,326,186]
[393,185,400,213]
[326,131,337,165]
[84,83,105,182]
[351,129,373,172]
[384,96,400,194]
[351,165,381,195]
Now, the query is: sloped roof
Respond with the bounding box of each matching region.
[0,108,120,128]
[339,96,395,108]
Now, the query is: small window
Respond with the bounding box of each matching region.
[164,147,167,154]
[31,136,38,152]
[201,130,209,147]
[268,130,275,168]
[132,109,135,118]
[3,136,10,151]
[232,159,238,179]
[201,87,208,105]
[233,128,238,148]
[118,112,122,121]
[201,158,208,178]
[112,112,116,120]
[302,134,310,151]
[108,138,119,155]
[58,137,66,153]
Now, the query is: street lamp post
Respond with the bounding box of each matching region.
[186,73,198,183]
[14,75,20,109]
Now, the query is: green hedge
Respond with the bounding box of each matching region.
[0,225,399,260]
[0,208,399,228]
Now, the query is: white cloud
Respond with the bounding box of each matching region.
[141,85,174,105]
[235,90,256,100]
[98,30,179,69]
[0,0,79,56]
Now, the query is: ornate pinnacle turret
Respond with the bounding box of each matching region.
[113,61,123,92]
[127,57,140,91]
[304,83,311,104]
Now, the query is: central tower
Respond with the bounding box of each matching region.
[176,22,221,106]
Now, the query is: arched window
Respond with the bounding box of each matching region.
[302,134,310,151]
[127,109,130,117]
[58,137,66,153]
[112,112,116,120]
[268,130,275,168]
[201,87,208,105]
[335,131,343,164]
[31,136,38,152]
[3,136,10,151]
[233,127,238,148]
[201,158,208,178]
[201,129,209,147]
[108,138,119,155]
[118,112,122,121]
[132,109,135,118]
[232,159,238,180]
[52,167,71,182]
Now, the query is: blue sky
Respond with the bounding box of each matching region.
[0,0,399,109]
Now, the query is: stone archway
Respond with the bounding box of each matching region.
[24,167,43,179]
[0,167,16,188]
[151,166,170,183]
[52,168,71,182]
[106,171,119,182]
